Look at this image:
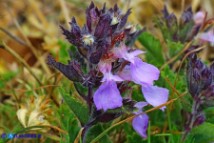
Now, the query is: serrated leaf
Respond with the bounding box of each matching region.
[167,40,184,57]
[59,87,89,125]
[138,32,165,67]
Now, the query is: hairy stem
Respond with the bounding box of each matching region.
[181,96,200,141]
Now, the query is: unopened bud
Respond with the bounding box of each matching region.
[193,113,205,127]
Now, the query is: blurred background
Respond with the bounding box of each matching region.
[0,0,214,73]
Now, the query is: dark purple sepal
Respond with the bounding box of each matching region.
[69,17,82,42]
[162,6,169,19]
[94,14,111,39]
[201,84,214,99]
[101,3,106,13]
[89,49,103,64]
[187,57,201,96]
[200,67,212,90]
[180,7,193,25]
[113,4,119,13]
[60,26,77,46]
[89,40,109,64]
[47,55,84,82]
[86,2,95,32]
[166,14,177,28]
[118,9,131,29]
[126,28,145,46]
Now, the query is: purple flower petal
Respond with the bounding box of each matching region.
[132,114,149,138]
[102,73,124,82]
[98,61,112,74]
[134,102,148,110]
[134,102,148,114]
[193,11,205,25]
[141,84,169,111]
[93,81,123,111]
[129,50,145,57]
[118,65,132,81]
[130,58,160,85]
[113,44,128,59]
[113,44,144,63]
[199,30,214,43]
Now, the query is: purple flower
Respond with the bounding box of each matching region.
[114,44,159,85]
[93,80,123,111]
[114,44,169,109]
[132,102,149,138]
[93,62,123,111]
[132,114,149,138]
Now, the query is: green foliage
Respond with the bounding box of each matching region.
[166,40,184,57]
[178,21,194,42]
[58,40,76,63]
[59,87,89,125]
[85,124,112,143]
[138,32,165,67]
[154,18,173,41]
[187,122,214,143]
[0,71,17,88]
[123,123,146,143]
[204,107,214,124]
[58,104,81,143]
[132,85,143,101]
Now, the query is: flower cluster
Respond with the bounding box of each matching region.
[156,6,201,42]
[183,53,214,139]
[47,2,169,138]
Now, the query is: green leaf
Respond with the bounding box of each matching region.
[187,122,214,143]
[204,107,214,124]
[59,87,89,125]
[58,40,76,63]
[85,124,112,143]
[58,104,81,143]
[138,32,165,67]
[166,40,184,57]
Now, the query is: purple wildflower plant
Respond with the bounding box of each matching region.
[156,6,201,42]
[47,2,169,140]
[182,53,214,141]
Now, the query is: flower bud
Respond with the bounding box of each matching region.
[180,7,193,25]
[193,113,206,127]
